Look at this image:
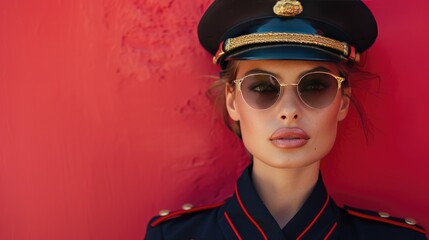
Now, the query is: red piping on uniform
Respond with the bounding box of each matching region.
[224,212,243,240]
[234,184,268,240]
[323,222,337,240]
[347,209,427,235]
[150,202,225,227]
[296,194,330,240]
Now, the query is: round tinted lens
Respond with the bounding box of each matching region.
[298,72,339,109]
[240,74,280,109]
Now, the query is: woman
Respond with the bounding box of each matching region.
[145,0,427,239]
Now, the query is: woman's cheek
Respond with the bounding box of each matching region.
[309,103,342,152]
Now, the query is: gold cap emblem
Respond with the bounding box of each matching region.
[273,0,303,17]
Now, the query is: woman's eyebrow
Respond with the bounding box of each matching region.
[243,68,277,77]
[299,66,333,77]
[243,66,333,78]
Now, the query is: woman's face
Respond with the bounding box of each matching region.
[226,60,350,169]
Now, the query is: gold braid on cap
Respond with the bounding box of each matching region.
[213,32,358,64]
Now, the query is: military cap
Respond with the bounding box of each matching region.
[198,0,378,69]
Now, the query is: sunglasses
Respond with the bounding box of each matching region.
[233,71,345,109]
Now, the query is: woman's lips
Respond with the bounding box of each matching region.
[269,127,310,149]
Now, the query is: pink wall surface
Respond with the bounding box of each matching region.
[1,0,428,239]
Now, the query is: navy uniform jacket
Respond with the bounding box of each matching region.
[145,166,427,239]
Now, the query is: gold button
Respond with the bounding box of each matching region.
[405,218,417,225]
[378,212,390,218]
[182,203,193,211]
[159,209,170,216]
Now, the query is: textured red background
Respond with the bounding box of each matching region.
[1,0,428,239]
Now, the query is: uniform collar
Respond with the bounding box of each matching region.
[218,164,341,240]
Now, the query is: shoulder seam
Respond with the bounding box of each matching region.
[346,209,427,235]
[150,201,225,227]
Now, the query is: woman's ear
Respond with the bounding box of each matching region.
[338,86,351,121]
[225,85,240,121]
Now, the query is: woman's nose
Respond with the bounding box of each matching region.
[276,87,302,122]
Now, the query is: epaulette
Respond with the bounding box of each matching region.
[150,201,225,227]
[344,205,427,235]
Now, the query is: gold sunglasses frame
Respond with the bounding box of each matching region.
[233,71,345,109]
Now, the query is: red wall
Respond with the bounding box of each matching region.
[0,1,428,239]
